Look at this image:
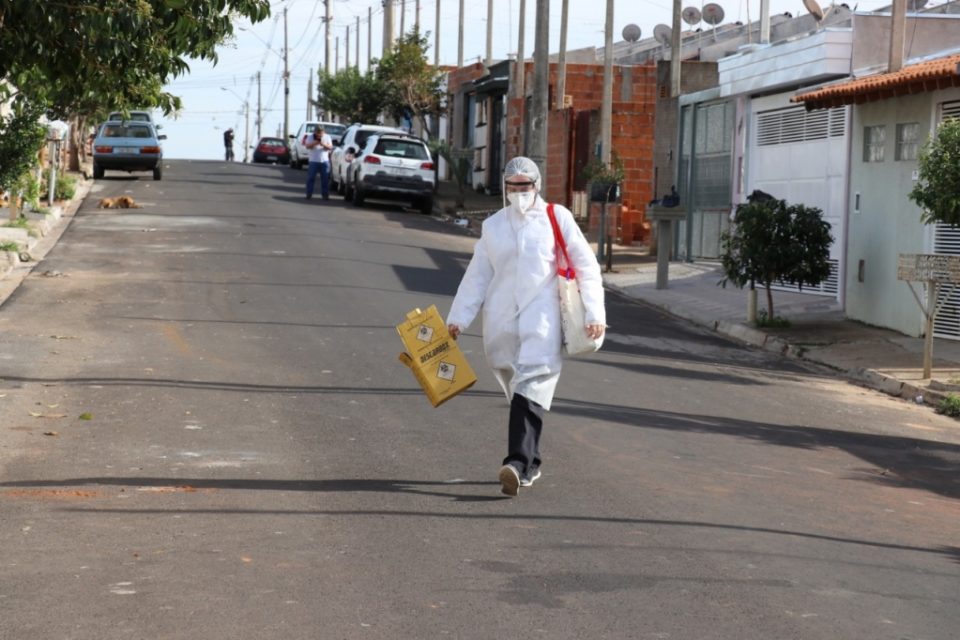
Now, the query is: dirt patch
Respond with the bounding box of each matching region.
[2,488,103,500]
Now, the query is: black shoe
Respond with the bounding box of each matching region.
[498,464,520,497]
[306,194,312,199]
[520,468,541,487]
[322,195,330,201]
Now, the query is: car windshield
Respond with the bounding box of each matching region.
[260,138,285,146]
[101,124,154,139]
[109,112,151,122]
[374,138,428,160]
[324,124,346,136]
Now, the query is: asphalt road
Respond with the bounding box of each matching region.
[1,160,958,639]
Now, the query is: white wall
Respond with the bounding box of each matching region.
[844,89,960,336]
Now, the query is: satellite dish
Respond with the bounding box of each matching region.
[702,3,725,25]
[653,24,672,45]
[622,23,642,42]
[803,0,825,21]
[682,7,702,25]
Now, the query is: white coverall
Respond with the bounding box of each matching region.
[447,196,605,410]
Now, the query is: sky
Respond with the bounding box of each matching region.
[158,0,896,160]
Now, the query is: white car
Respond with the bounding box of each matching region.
[346,132,435,214]
[330,124,406,194]
[288,121,346,169]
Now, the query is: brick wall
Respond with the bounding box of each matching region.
[489,61,659,243]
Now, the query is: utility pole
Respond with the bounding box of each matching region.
[383,0,395,56]
[335,36,339,72]
[434,0,440,67]
[416,0,421,32]
[356,16,361,71]
[516,0,526,100]
[346,25,350,69]
[556,0,569,110]
[324,0,331,77]
[283,5,290,141]
[244,102,250,162]
[457,0,464,67]
[368,7,373,69]
[400,0,406,36]
[307,75,313,119]
[256,71,262,141]
[486,0,494,68]
[530,0,549,191]
[600,0,613,164]
[670,0,681,97]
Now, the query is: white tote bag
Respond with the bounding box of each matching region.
[546,205,603,356]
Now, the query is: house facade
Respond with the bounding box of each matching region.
[794,53,960,338]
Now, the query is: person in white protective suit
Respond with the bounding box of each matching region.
[446,157,606,497]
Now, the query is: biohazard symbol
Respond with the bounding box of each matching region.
[437,361,456,381]
[416,324,434,342]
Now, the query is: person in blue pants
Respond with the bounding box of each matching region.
[304,125,333,200]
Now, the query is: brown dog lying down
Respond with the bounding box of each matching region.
[98,195,141,209]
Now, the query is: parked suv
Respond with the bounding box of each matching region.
[288,121,346,169]
[347,133,435,214]
[330,123,406,193]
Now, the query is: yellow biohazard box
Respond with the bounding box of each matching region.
[397,305,477,407]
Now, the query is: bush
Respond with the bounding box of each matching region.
[937,393,960,417]
[43,169,77,201]
[720,197,832,319]
[909,118,960,226]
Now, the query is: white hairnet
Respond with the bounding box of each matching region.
[503,156,541,191]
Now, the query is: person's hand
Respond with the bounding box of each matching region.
[585,323,605,340]
[447,324,461,339]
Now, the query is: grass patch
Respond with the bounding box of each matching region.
[3,216,29,229]
[936,393,960,417]
[755,309,791,328]
[0,241,19,252]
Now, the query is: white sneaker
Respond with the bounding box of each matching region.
[498,464,520,497]
[520,468,542,487]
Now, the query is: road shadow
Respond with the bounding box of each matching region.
[551,396,960,501]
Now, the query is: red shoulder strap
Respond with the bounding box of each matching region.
[546,204,576,280]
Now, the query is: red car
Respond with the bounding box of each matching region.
[252,137,290,164]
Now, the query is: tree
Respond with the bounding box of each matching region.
[909,117,960,226]
[0,101,47,220]
[376,29,445,136]
[0,1,272,168]
[315,67,387,124]
[719,198,833,321]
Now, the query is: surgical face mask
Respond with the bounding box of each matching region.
[507,191,536,213]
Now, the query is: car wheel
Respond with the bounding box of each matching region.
[352,182,365,206]
[93,162,104,179]
[418,197,434,215]
[153,165,162,180]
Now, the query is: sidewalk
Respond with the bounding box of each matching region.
[432,182,960,410]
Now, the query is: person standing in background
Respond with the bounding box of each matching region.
[223,128,235,161]
[304,125,333,200]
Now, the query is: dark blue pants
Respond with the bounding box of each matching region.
[306,161,330,199]
[503,393,543,479]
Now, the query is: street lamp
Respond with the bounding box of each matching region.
[221,87,250,163]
